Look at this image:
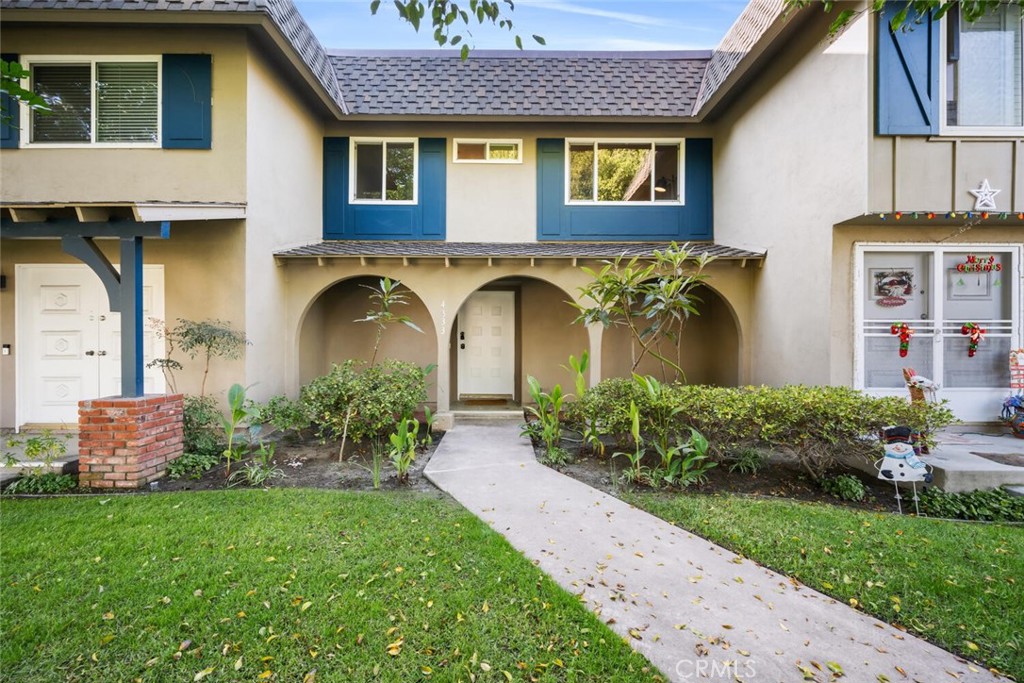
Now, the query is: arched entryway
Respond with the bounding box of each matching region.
[601,284,741,386]
[450,276,589,405]
[298,275,439,401]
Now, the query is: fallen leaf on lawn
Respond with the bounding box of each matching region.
[386,638,404,656]
[194,667,215,681]
[258,671,273,680]
[235,656,244,671]
[301,602,312,612]
[965,641,979,651]
[146,657,160,667]
[502,672,513,681]
[482,602,490,613]
[179,640,192,652]
[303,671,316,683]
[479,662,492,672]
[102,612,115,621]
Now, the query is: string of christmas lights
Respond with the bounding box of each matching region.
[874,211,1024,221]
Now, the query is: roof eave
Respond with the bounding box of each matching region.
[0,8,346,119]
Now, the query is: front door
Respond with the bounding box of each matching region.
[457,290,515,398]
[16,264,166,427]
[856,245,1022,422]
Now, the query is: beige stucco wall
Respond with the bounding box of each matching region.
[242,43,325,403]
[0,223,246,428]
[0,26,249,203]
[321,122,713,243]
[713,11,871,387]
[280,258,755,411]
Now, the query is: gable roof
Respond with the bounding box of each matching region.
[329,50,711,118]
[0,0,346,114]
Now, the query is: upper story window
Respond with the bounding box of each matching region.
[350,138,417,204]
[453,139,522,163]
[24,56,160,146]
[945,5,1023,131]
[566,140,682,204]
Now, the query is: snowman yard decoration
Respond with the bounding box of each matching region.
[875,426,933,514]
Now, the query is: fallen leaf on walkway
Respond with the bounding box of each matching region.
[628,629,642,640]
[779,622,790,632]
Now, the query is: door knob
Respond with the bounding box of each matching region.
[85,350,96,356]
[97,350,108,356]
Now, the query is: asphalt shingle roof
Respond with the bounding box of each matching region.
[329,50,711,118]
[275,241,764,260]
[0,0,344,110]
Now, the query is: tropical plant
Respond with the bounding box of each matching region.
[561,350,589,399]
[0,59,50,125]
[522,375,566,457]
[421,405,438,448]
[221,383,257,478]
[355,277,423,366]
[389,416,420,483]
[369,438,386,489]
[228,441,284,488]
[727,447,766,475]
[572,242,713,382]
[613,401,650,486]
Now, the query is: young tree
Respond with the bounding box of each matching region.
[786,0,1022,35]
[0,59,49,123]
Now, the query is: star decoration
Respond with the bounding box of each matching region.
[969,179,1000,211]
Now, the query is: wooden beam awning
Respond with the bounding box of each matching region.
[1,216,175,399]
[1,201,246,225]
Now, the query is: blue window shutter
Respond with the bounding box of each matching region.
[536,139,565,239]
[323,137,348,239]
[1,53,20,149]
[162,54,211,149]
[876,3,939,135]
[418,138,446,238]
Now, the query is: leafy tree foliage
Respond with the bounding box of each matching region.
[786,0,1023,35]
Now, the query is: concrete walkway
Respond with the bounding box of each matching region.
[424,418,1003,683]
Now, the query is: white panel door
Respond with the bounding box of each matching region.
[457,290,515,397]
[16,264,166,427]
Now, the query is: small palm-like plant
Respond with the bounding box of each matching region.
[389,416,419,484]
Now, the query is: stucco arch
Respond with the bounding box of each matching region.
[446,273,589,405]
[600,282,742,386]
[296,274,439,400]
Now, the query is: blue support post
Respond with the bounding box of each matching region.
[120,236,145,397]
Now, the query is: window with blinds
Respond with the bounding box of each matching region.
[29,58,159,145]
[946,5,1023,128]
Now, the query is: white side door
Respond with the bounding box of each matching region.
[457,290,515,397]
[16,264,165,427]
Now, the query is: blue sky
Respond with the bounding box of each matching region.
[294,0,748,52]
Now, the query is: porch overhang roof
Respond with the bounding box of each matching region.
[274,241,766,265]
[835,211,1024,227]
[0,201,246,225]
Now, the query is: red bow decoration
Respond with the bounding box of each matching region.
[891,322,914,357]
[961,323,985,357]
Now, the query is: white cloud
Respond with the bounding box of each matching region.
[519,0,680,28]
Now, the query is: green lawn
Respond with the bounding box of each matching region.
[623,491,1024,680]
[1,490,659,682]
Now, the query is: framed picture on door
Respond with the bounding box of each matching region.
[870,267,915,308]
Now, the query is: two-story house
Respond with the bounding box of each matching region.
[1,0,1020,435]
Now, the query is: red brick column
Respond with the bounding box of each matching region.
[78,394,185,489]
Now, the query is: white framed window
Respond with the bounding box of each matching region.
[941,5,1024,134]
[350,138,418,204]
[21,55,161,147]
[565,139,684,204]
[453,139,522,163]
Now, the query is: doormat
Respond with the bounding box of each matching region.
[463,399,511,406]
[971,452,1024,468]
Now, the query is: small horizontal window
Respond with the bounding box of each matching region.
[25,56,160,146]
[567,140,682,203]
[351,138,417,203]
[454,139,522,163]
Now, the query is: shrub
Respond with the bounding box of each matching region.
[919,488,1024,522]
[255,395,311,434]
[166,452,221,480]
[301,359,428,445]
[183,394,223,456]
[4,472,77,495]
[569,377,647,445]
[573,381,956,481]
[821,474,867,502]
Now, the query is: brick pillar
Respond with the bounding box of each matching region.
[78,394,185,489]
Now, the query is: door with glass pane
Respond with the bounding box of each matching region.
[857,245,1022,422]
